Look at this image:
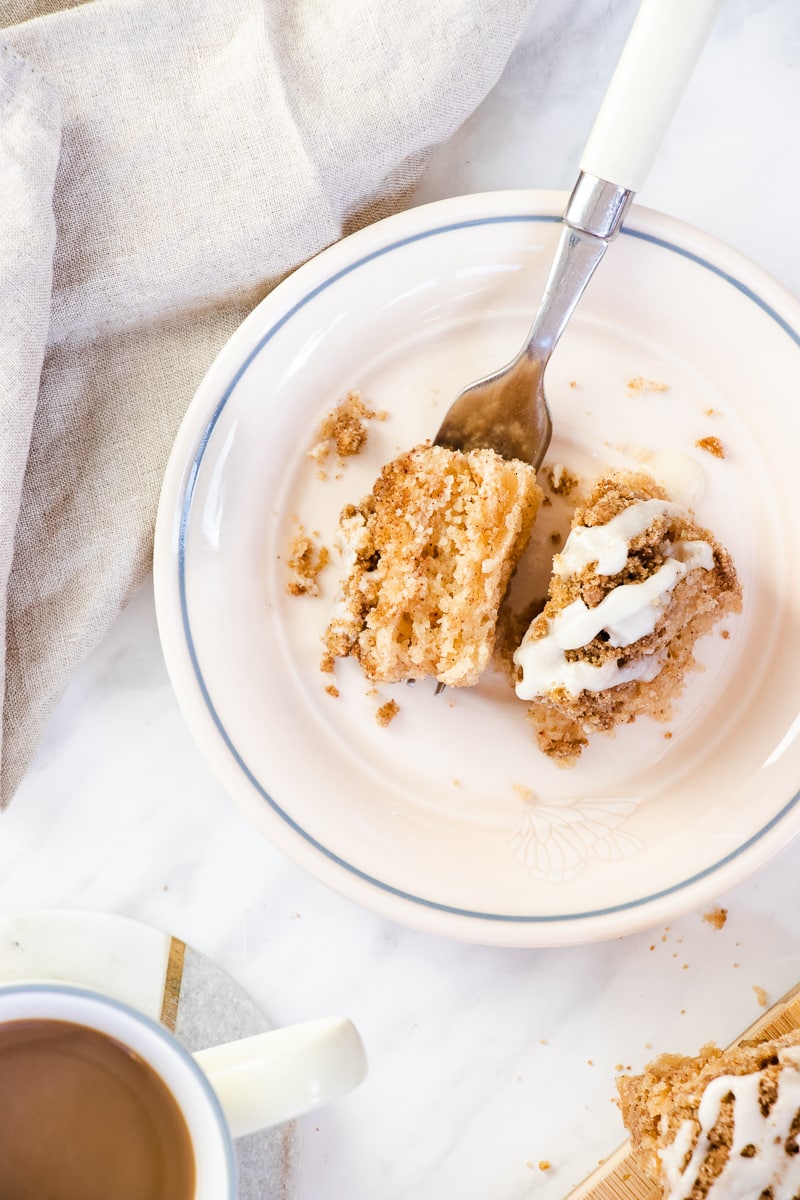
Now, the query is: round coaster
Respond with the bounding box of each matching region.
[0,909,300,1198]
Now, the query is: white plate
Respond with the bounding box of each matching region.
[154,190,800,947]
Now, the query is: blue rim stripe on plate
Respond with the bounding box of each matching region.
[177,212,800,926]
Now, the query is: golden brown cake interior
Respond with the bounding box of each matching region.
[325,442,541,686]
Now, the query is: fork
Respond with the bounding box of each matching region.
[434,0,723,470]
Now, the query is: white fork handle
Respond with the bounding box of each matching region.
[580,0,722,193]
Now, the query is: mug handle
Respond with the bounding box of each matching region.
[193,1015,367,1137]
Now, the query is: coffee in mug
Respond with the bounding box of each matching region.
[0,982,367,1199]
[0,1017,195,1199]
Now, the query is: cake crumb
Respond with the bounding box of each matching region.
[546,463,579,496]
[538,1161,551,1172]
[627,376,669,393]
[325,684,339,698]
[696,435,726,459]
[512,783,536,803]
[753,985,768,1008]
[307,390,385,465]
[286,528,329,596]
[375,699,400,727]
[703,906,728,931]
[569,380,578,389]
[721,629,730,639]
[550,531,562,545]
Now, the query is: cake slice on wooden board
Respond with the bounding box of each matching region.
[617,1029,800,1200]
[564,983,800,1200]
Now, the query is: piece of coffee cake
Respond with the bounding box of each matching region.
[514,469,741,763]
[618,1031,800,1199]
[325,442,541,686]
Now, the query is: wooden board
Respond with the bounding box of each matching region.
[566,980,800,1200]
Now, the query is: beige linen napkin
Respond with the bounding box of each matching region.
[0,0,536,805]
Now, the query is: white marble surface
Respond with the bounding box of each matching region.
[2,0,800,1196]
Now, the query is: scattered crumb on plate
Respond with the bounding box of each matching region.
[703,906,728,930]
[307,390,386,465]
[375,699,400,727]
[753,984,768,1007]
[696,435,726,459]
[286,527,329,596]
[546,463,579,496]
[538,1161,551,1172]
[627,376,669,393]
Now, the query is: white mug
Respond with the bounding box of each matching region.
[0,981,367,1198]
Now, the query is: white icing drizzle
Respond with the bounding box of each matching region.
[514,538,713,699]
[658,1047,800,1200]
[553,499,681,578]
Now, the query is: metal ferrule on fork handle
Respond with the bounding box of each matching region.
[563,173,635,242]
